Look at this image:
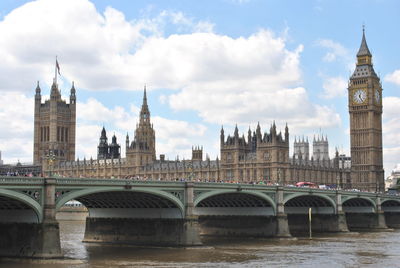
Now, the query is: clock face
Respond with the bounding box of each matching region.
[375,90,380,103]
[353,89,367,104]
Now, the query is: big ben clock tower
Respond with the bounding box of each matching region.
[348,29,384,192]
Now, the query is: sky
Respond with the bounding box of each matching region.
[0,0,399,177]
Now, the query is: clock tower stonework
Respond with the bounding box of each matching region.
[348,29,384,192]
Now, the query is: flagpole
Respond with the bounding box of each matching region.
[55,56,58,84]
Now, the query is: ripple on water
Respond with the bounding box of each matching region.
[3,221,400,268]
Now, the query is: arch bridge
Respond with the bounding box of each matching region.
[1,176,400,258]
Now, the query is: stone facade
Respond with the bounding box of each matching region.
[47,31,385,191]
[33,79,76,165]
[51,87,350,187]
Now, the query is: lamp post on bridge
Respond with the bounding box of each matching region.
[43,150,56,177]
[278,168,281,186]
[336,174,341,190]
[187,161,194,182]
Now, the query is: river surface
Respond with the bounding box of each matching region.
[2,220,400,267]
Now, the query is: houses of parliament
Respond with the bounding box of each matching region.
[34,30,384,192]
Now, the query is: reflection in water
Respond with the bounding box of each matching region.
[2,220,400,268]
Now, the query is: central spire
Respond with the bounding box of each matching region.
[139,85,150,125]
[141,85,149,112]
[143,84,148,107]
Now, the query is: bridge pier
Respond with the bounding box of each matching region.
[182,182,202,246]
[275,187,291,238]
[35,178,62,258]
[384,212,400,228]
[334,193,349,232]
[0,178,62,258]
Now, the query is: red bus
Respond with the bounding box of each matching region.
[295,181,318,188]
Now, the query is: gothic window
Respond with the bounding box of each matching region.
[263,168,270,180]
[227,153,232,162]
[226,170,233,180]
[263,152,270,160]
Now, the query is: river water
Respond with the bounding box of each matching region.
[2,221,400,268]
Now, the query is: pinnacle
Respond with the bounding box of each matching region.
[357,28,372,57]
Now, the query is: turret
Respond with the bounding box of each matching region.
[234,124,239,140]
[220,126,225,146]
[101,127,107,140]
[272,121,277,136]
[35,81,41,100]
[247,127,251,141]
[285,123,289,143]
[256,122,261,143]
[34,81,41,112]
[126,133,129,150]
[50,79,60,101]
[139,85,150,124]
[109,133,121,159]
[97,127,109,159]
[70,81,76,104]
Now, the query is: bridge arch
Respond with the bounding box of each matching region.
[0,189,42,223]
[56,187,185,218]
[284,193,336,214]
[342,197,376,213]
[381,199,400,212]
[194,190,275,216]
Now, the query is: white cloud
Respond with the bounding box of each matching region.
[321,76,347,99]
[169,85,341,130]
[158,10,215,33]
[317,39,348,61]
[77,98,138,131]
[383,97,400,175]
[0,0,340,163]
[385,70,400,86]
[0,92,33,163]
[316,39,353,70]
[0,0,215,92]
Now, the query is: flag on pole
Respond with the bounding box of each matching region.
[56,59,61,75]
